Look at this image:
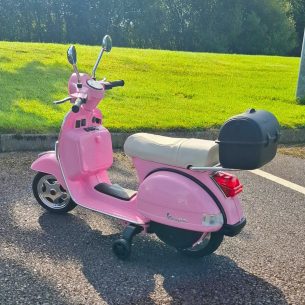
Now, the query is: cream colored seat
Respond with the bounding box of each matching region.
[124,133,219,168]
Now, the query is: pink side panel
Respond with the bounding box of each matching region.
[31,152,66,189]
[137,171,222,232]
[58,125,148,224]
[64,174,148,224]
[59,127,113,180]
[133,157,244,226]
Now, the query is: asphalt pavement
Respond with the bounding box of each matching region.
[0,151,304,305]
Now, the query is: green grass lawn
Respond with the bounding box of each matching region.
[0,41,304,133]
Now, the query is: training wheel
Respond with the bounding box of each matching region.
[112,239,131,260]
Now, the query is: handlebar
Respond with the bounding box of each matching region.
[72,98,86,113]
[55,79,123,112]
[53,97,72,105]
[103,80,125,90]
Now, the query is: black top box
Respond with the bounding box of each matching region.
[216,109,280,170]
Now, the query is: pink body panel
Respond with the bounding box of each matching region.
[31,72,244,232]
[57,102,149,224]
[137,170,222,232]
[133,157,244,226]
[68,73,104,111]
[59,127,113,180]
[31,152,66,188]
[63,174,148,224]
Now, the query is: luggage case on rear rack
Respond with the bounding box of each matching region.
[216,109,280,170]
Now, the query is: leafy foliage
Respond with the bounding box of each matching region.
[286,0,305,54]
[0,0,298,55]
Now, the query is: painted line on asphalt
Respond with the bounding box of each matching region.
[251,169,305,195]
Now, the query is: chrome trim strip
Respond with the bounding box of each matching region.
[189,166,240,172]
[38,150,55,157]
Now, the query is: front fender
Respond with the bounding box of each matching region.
[31,151,66,188]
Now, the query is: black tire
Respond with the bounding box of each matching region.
[112,239,131,260]
[32,172,77,214]
[178,232,224,258]
[152,222,203,249]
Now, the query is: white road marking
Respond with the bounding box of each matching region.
[250,169,305,195]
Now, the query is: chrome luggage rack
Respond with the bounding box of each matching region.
[188,164,241,172]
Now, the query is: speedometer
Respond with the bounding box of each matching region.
[87,79,103,90]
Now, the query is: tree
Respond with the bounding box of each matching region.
[0,0,298,55]
[286,0,305,54]
[234,0,297,55]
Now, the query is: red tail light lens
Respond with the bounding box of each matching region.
[212,172,243,197]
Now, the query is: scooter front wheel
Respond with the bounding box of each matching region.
[32,172,77,213]
[177,232,224,258]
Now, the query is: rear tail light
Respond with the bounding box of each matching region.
[212,172,243,197]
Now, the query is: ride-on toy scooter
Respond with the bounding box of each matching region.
[31,35,280,260]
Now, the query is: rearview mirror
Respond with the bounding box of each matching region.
[67,45,77,65]
[92,35,112,78]
[67,45,81,84]
[102,35,112,52]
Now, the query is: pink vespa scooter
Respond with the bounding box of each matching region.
[31,35,279,260]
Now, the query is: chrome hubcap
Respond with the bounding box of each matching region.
[187,233,211,251]
[37,174,70,209]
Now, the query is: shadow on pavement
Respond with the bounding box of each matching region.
[0,152,289,304]
[37,212,288,305]
[0,259,67,304]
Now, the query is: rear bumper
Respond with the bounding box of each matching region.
[220,217,246,237]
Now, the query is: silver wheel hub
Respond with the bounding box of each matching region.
[37,174,70,209]
[187,233,211,251]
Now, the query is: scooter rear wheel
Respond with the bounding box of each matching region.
[32,172,77,213]
[152,223,223,258]
[178,232,224,258]
[152,223,202,249]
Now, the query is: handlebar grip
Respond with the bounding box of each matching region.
[104,80,125,90]
[72,98,85,113]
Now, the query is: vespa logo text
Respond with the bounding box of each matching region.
[166,213,188,223]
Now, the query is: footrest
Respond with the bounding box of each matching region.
[94,183,137,201]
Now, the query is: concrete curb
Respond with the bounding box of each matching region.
[0,129,305,153]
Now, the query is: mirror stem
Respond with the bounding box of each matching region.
[92,48,105,79]
[73,64,81,85]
